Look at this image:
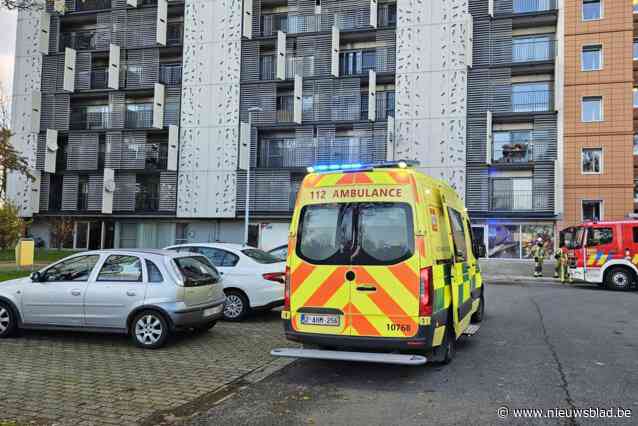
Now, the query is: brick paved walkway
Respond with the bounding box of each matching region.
[0,311,291,425]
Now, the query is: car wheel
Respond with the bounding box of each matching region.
[0,302,17,338]
[433,325,456,365]
[130,311,169,349]
[223,290,249,321]
[471,294,485,324]
[192,321,217,333]
[605,267,633,291]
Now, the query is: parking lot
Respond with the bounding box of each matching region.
[0,310,292,426]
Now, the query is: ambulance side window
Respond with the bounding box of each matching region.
[586,228,613,246]
[447,208,467,262]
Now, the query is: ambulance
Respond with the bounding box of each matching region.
[271,161,486,365]
[566,220,638,291]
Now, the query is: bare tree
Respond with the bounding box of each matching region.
[0,83,34,200]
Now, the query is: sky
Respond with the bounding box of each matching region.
[0,8,17,110]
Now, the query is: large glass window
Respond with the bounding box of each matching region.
[582,96,603,122]
[582,148,602,174]
[492,130,533,163]
[513,0,553,13]
[513,36,552,63]
[581,45,602,71]
[488,225,521,259]
[512,82,551,112]
[521,225,555,259]
[582,200,602,221]
[97,255,142,282]
[582,0,602,21]
[43,255,100,282]
[634,88,638,108]
[491,178,533,211]
[634,40,638,60]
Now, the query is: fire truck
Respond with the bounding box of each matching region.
[564,220,638,291]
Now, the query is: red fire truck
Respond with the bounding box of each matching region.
[563,220,638,291]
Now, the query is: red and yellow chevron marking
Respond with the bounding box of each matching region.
[303,171,413,189]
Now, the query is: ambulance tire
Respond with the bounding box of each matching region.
[604,267,634,291]
[433,324,455,365]
[471,293,484,324]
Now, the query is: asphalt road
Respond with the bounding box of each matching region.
[186,280,638,426]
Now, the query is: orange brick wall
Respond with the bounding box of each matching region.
[561,0,635,228]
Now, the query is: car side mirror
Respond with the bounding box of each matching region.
[30,271,43,282]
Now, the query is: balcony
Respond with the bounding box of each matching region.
[122,143,168,170]
[491,191,534,211]
[340,50,392,76]
[512,0,557,13]
[135,191,159,212]
[75,0,111,11]
[60,31,98,51]
[70,110,111,130]
[512,39,556,63]
[361,92,395,121]
[126,108,154,129]
[493,143,533,164]
[159,64,182,86]
[259,137,380,169]
[511,89,553,113]
[167,23,183,46]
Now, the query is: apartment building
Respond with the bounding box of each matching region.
[10,0,636,253]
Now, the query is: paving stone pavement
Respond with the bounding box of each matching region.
[0,310,292,426]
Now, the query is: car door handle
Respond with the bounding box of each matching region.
[126,290,136,297]
[356,285,377,292]
[70,289,82,296]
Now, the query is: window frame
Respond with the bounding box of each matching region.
[581,96,603,122]
[582,199,603,222]
[581,44,603,71]
[581,147,603,175]
[582,0,603,22]
[96,254,144,283]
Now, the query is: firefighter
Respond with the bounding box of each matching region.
[532,238,546,277]
[554,249,562,279]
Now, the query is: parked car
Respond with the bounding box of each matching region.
[164,243,285,321]
[0,249,226,349]
[268,244,288,262]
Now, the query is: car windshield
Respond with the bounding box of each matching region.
[174,256,220,286]
[241,248,281,264]
[297,202,414,265]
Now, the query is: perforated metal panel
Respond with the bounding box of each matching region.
[88,174,104,211]
[105,132,123,169]
[75,52,92,91]
[61,174,79,211]
[113,173,136,211]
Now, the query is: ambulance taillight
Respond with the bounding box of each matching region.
[284,266,291,310]
[419,267,433,316]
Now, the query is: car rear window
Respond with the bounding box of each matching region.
[174,256,220,286]
[241,248,280,264]
[297,202,414,265]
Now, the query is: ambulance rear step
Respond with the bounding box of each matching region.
[463,324,481,336]
[271,348,427,366]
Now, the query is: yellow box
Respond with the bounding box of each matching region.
[15,239,35,268]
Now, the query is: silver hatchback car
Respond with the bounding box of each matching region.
[0,249,226,349]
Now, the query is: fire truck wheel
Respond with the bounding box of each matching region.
[604,267,634,291]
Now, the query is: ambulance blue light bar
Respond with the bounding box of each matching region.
[306,160,420,174]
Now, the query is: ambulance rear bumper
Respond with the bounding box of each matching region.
[271,348,427,365]
[283,320,434,351]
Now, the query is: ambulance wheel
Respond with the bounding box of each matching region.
[471,294,484,324]
[433,325,456,365]
[604,267,633,291]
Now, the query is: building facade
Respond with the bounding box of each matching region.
[7,0,638,255]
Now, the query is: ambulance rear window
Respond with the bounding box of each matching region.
[355,203,414,265]
[297,204,353,264]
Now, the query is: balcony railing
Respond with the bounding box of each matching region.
[75,0,111,11]
[286,56,315,79]
[493,143,534,163]
[512,0,557,14]
[159,64,182,86]
[126,109,154,129]
[361,93,395,121]
[70,111,111,130]
[276,109,294,123]
[259,137,380,169]
[491,191,534,211]
[511,90,553,113]
[122,143,168,170]
[167,23,183,46]
[512,39,556,63]
[135,190,159,211]
[87,68,108,89]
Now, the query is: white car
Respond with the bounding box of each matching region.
[164,243,285,321]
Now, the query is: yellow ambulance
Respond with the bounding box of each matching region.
[271,161,485,365]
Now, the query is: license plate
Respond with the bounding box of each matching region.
[204,306,222,317]
[300,313,340,326]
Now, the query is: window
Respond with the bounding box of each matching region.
[634,179,638,201]
[146,260,164,282]
[634,40,638,60]
[581,96,602,122]
[448,208,468,261]
[298,204,352,265]
[582,200,602,221]
[492,130,532,163]
[634,135,638,155]
[582,148,602,174]
[194,247,240,267]
[581,45,602,71]
[302,96,313,114]
[491,178,533,211]
[173,256,220,287]
[633,227,638,243]
[582,0,601,21]
[241,249,280,264]
[586,227,613,246]
[511,82,551,112]
[634,88,638,108]
[43,255,100,282]
[97,255,142,282]
[634,0,638,13]
[512,36,552,63]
